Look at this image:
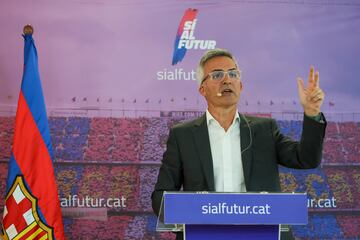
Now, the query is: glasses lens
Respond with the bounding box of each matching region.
[228,70,240,79]
[210,71,224,80]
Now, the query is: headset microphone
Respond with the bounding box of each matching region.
[216,93,222,97]
[241,113,253,154]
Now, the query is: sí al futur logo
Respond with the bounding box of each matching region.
[172,8,217,65]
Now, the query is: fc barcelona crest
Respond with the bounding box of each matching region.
[1,176,53,240]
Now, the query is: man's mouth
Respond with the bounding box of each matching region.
[221,89,233,95]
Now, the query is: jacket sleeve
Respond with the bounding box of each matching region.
[151,127,183,216]
[272,113,327,169]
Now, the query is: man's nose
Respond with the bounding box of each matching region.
[222,73,231,84]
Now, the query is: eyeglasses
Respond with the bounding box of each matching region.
[202,69,241,84]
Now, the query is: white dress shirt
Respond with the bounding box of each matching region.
[206,110,247,192]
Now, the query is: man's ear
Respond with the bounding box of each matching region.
[199,84,206,97]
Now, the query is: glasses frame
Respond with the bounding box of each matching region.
[201,69,241,84]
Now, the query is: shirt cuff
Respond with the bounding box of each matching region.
[306,113,324,123]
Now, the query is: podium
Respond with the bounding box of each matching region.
[156,192,307,240]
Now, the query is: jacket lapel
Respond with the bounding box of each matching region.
[240,114,253,189]
[192,114,215,191]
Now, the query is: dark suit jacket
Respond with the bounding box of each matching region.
[152,113,326,217]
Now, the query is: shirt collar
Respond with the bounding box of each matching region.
[206,109,240,127]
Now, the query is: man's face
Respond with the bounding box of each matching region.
[199,56,243,109]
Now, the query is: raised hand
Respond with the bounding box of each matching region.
[297,66,325,117]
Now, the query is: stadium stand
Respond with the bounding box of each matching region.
[49,117,90,161]
[279,167,333,201]
[139,166,159,211]
[292,214,344,239]
[69,216,132,239]
[111,118,146,162]
[323,167,360,209]
[277,120,302,141]
[55,165,84,197]
[0,163,8,211]
[0,117,13,160]
[336,214,360,239]
[0,116,359,239]
[140,118,168,162]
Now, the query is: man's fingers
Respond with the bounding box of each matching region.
[314,71,320,88]
[309,88,322,97]
[308,66,315,88]
[297,77,305,93]
[309,88,324,102]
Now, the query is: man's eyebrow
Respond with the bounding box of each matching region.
[210,67,237,72]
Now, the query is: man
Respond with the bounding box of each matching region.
[152,48,326,239]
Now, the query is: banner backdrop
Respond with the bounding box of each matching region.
[1,1,360,239]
